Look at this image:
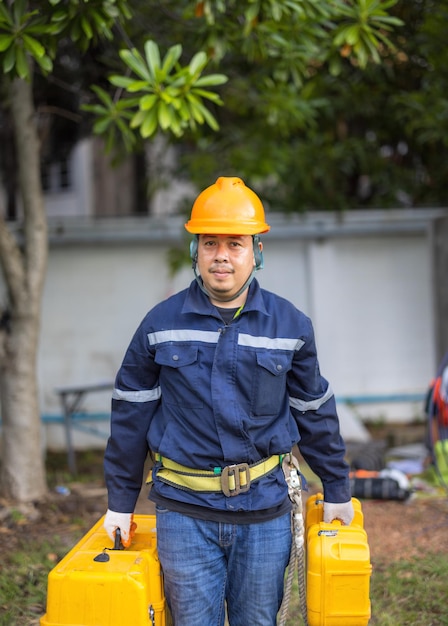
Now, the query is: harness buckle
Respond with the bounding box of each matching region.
[221,463,250,497]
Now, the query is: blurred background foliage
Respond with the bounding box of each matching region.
[1,0,446,214]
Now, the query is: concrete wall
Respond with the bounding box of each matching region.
[34,209,446,450]
[432,216,448,364]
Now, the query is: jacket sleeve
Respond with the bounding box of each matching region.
[104,319,161,512]
[288,317,351,503]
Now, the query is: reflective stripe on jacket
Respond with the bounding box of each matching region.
[104,279,350,513]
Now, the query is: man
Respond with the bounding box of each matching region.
[104,176,353,626]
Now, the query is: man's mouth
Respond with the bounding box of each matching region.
[211,267,233,277]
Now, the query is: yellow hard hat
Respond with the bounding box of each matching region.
[185,176,270,235]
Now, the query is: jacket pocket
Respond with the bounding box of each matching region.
[252,352,291,417]
[154,344,203,408]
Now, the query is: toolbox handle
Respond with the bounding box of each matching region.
[114,528,125,550]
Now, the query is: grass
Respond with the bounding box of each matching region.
[2,542,448,625]
[369,554,448,626]
[0,536,82,626]
[282,552,448,626]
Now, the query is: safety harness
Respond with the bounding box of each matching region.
[151,454,282,497]
[279,453,308,626]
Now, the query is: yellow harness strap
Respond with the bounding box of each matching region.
[148,455,282,497]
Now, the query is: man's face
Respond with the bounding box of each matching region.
[197,234,256,305]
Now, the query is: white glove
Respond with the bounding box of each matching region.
[323,500,354,526]
[104,509,136,547]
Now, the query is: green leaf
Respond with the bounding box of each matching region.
[116,117,131,134]
[91,85,113,106]
[50,10,67,22]
[109,75,150,93]
[334,25,358,47]
[35,54,53,73]
[194,100,219,130]
[0,34,13,52]
[164,86,182,100]
[169,115,183,137]
[13,0,27,25]
[161,44,182,77]
[15,45,29,79]
[178,100,191,122]
[125,80,151,93]
[144,40,161,79]
[140,93,158,111]
[93,117,111,134]
[160,89,174,104]
[194,74,228,87]
[81,16,93,40]
[345,25,361,46]
[157,101,172,130]
[169,73,188,89]
[0,3,12,23]
[116,97,141,111]
[130,109,147,129]
[109,75,138,88]
[189,51,208,76]
[140,108,158,138]
[192,88,223,104]
[90,9,107,30]
[81,103,109,115]
[120,48,151,81]
[187,99,204,124]
[3,44,15,73]
[116,118,136,148]
[329,56,342,76]
[70,19,82,42]
[22,34,45,58]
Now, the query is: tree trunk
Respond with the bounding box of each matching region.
[0,76,48,502]
[0,314,46,501]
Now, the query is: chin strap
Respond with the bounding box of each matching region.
[192,264,257,303]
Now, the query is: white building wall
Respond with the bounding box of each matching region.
[39,243,174,412]
[309,235,434,422]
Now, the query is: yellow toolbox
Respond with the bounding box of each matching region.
[40,514,171,626]
[305,493,372,626]
[305,493,364,535]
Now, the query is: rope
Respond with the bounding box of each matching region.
[278,454,308,626]
[279,534,297,625]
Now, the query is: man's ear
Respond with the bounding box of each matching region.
[190,237,198,267]
[253,236,264,270]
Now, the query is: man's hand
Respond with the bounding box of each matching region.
[104,510,137,547]
[323,500,354,526]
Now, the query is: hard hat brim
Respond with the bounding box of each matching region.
[184,220,270,235]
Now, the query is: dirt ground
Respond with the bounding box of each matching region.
[1,466,447,568]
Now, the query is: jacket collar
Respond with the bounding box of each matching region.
[182,279,270,317]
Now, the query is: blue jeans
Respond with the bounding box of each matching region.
[155,507,292,626]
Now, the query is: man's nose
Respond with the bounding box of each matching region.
[215,242,229,260]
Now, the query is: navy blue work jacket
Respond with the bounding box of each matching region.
[104,279,351,513]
